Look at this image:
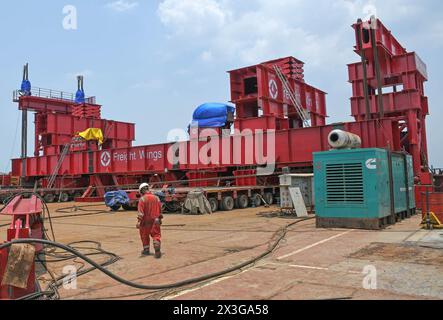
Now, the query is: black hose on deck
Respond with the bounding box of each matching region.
[0,217,314,293]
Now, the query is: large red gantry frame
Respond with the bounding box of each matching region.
[6,18,433,205]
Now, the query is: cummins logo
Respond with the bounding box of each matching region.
[365,158,377,170]
[101,151,111,167]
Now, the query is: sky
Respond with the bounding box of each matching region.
[0,0,442,173]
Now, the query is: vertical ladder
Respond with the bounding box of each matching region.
[273,65,311,128]
[47,143,71,189]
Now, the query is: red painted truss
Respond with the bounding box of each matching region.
[6,18,433,196]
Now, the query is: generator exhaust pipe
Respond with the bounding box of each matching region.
[328,130,361,149]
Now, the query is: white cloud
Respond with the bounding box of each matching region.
[158,0,230,36]
[337,0,424,22]
[106,0,139,12]
[156,0,431,67]
[201,50,213,62]
[156,0,352,66]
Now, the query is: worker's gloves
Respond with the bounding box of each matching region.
[154,218,162,225]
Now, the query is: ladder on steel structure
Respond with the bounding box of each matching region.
[47,143,71,189]
[273,65,311,128]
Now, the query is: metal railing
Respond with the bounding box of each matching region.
[13,87,96,104]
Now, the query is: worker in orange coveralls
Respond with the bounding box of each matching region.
[137,183,163,258]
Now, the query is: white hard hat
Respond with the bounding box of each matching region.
[139,183,150,193]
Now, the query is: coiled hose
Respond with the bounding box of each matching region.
[0,217,314,296]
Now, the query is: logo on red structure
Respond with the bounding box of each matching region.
[101,151,111,167]
[269,79,278,99]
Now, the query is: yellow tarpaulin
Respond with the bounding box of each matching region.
[78,128,104,145]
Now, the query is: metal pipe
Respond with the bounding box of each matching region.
[328,130,362,149]
[356,19,371,120]
[21,109,28,181]
[23,63,29,81]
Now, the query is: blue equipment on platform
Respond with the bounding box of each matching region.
[190,103,235,128]
[20,63,31,96]
[75,75,86,104]
[75,90,85,104]
[20,80,31,96]
[104,190,130,211]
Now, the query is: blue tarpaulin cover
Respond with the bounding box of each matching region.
[20,80,31,96]
[191,103,235,128]
[104,190,130,209]
[75,89,85,104]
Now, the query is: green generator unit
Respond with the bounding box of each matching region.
[314,148,415,230]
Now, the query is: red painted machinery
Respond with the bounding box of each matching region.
[0,174,11,187]
[0,195,44,299]
[349,18,430,180]
[348,18,433,207]
[229,56,327,130]
[6,18,437,207]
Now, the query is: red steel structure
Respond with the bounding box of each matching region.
[0,195,44,299]
[348,18,430,181]
[5,18,434,203]
[15,89,135,158]
[348,18,432,205]
[0,175,11,187]
[230,56,327,130]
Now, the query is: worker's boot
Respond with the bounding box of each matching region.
[141,246,150,256]
[153,241,162,259]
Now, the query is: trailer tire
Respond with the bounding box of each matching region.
[236,194,249,209]
[44,193,55,203]
[122,204,134,211]
[264,192,274,205]
[208,198,219,213]
[59,193,69,203]
[221,195,235,211]
[250,194,262,207]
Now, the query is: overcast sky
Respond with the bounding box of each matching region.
[0,0,442,172]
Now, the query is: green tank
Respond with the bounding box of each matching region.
[314,148,415,230]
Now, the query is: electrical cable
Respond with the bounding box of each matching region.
[16,241,121,300]
[35,253,60,300]
[0,217,314,299]
[55,204,110,215]
[1,195,314,299]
